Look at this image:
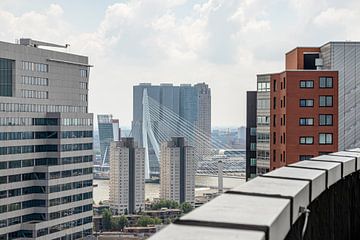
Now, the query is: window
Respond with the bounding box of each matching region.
[257,133,270,143]
[300,80,314,88]
[250,143,256,151]
[80,82,88,89]
[300,99,314,107]
[22,61,48,72]
[299,118,314,126]
[273,97,276,109]
[0,58,14,97]
[273,132,276,144]
[80,69,88,78]
[319,114,333,126]
[300,136,314,145]
[257,82,270,92]
[273,80,277,91]
[257,116,270,126]
[319,96,333,107]
[250,128,256,136]
[22,76,48,86]
[319,77,333,88]
[319,133,333,145]
[273,150,276,162]
[250,158,256,167]
[273,115,276,127]
[299,155,314,161]
[257,99,270,109]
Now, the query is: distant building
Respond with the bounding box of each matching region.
[109,138,145,214]
[160,137,195,205]
[98,114,114,165]
[0,39,93,239]
[246,91,257,180]
[132,83,211,178]
[98,115,121,165]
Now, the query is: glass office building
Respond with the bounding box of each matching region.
[0,39,93,239]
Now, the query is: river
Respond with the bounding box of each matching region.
[93,175,245,203]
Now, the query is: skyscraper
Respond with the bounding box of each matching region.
[160,137,195,206]
[97,114,114,166]
[0,39,93,239]
[132,83,211,178]
[109,138,145,214]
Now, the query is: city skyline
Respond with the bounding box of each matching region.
[1,0,359,126]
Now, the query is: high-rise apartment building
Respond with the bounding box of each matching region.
[132,83,211,177]
[253,44,342,171]
[0,39,93,239]
[160,137,195,206]
[109,138,145,214]
[270,68,338,169]
[245,91,257,180]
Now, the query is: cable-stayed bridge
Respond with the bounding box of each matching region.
[141,89,245,179]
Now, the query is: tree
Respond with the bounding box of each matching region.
[180,202,193,214]
[99,201,103,205]
[102,209,112,230]
[153,217,162,225]
[111,215,128,231]
[137,216,163,227]
[137,216,155,227]
[151,199,180,210]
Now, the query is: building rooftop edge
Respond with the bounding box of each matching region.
[0,39,89,59]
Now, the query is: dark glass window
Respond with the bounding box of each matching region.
[33,118,58,126]
[0,58,14,97]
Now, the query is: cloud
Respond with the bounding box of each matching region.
[1,0,360,127]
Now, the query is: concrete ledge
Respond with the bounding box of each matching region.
[149,149,360,240]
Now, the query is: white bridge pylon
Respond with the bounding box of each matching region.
[142,89,160,179]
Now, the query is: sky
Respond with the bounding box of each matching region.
[0,0,359,127]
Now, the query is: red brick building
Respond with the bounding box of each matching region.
[269,48,338,170]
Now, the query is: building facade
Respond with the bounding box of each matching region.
[109,138,145,214]
[160,137,195,206]
[270,70,338,169]
[256,74,271,174]
[0,39,93,239]
[132,83,211,177]
[245,91,257,180]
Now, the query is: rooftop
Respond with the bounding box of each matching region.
[149,149,360,240]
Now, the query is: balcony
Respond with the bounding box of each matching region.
[150,149,360,240]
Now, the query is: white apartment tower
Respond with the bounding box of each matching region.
[160,137,195,205]
[109,138,145,214]
[194,83,211,157]
[0,39,93,239]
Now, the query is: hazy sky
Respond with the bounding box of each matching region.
[0,0,359,127]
